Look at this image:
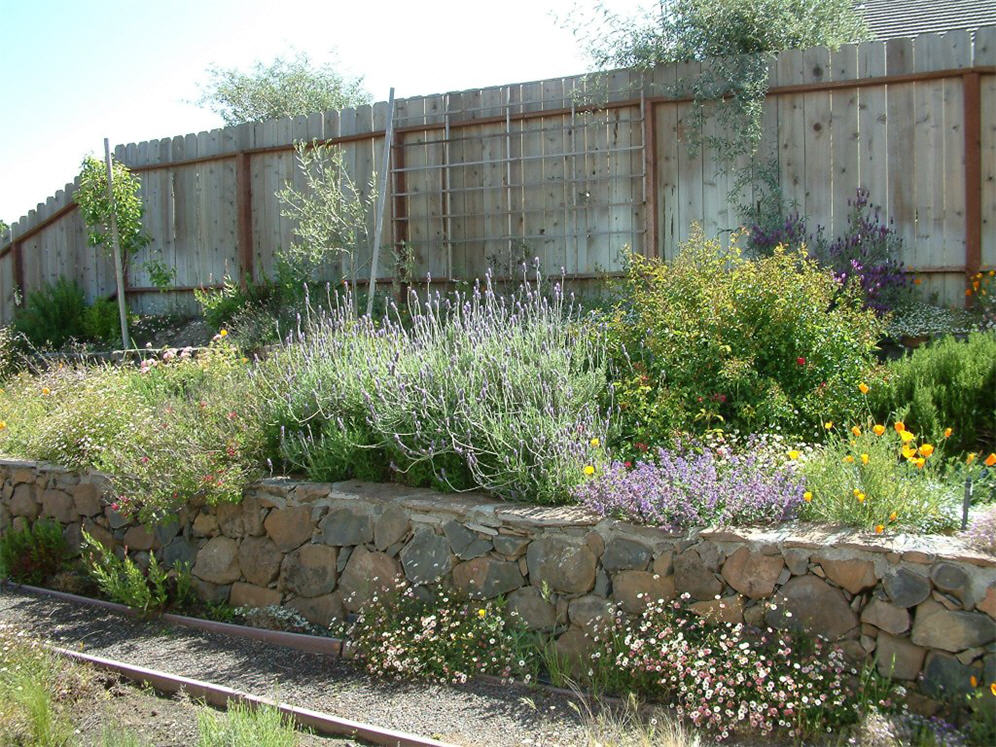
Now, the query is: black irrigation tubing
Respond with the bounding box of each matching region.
[7,583,627,710]
[47,645,455,747]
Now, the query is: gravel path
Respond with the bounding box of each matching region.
[0,586,587,747]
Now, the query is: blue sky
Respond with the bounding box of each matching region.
[0,0,643,225]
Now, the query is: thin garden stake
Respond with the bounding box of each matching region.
[366,87,396,318]
[103,138,130,349]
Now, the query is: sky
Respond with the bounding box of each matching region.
[0,0,645,226]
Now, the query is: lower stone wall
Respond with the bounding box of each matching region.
[2,457,994,700]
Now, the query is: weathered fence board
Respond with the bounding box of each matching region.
[2,27,994,324]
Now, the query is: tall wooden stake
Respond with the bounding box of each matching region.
[104,138,130,349]
[366,88,396,318]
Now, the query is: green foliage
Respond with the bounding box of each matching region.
[0,338,264,523]
[12,277,87,348]
[0,325,25,383]
[195,51,369,126]
[197,699,300,747]
[608,229,883,455]
[336,585,535,684]
[867,333,996,453]
[143,253,177,292]
[81,531,168,614]
[567,0,869,159]
[194,277,253,330]
[276,140,376,288]
[83,297,136,347]
[0,518,68,585]
[76,155,150,259]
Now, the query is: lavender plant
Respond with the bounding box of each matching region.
[260,269,610,503]
[573,440,804,529]
[814,188,910,314]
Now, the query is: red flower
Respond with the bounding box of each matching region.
[796,357,806,366]
[624,461,632,469]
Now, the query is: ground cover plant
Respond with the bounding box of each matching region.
[0,518,68,586]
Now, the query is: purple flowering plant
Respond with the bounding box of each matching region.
[573,438,805,530]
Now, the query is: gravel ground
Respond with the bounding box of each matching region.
[0,586,588,747]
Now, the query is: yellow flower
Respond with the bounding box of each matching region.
[858,383,869,394]
[919,444,934,458]
[856,492,866,503]
[970,675,978,688]
[824,421,834,430]
[872,424,886,436]
[894,421,905,433]
[943,427,953,438]
[41,387,51,396]
[875,524,884,534]
[967,453,977,465]
[478,609,486,618]
[899,430,915,443]
[912,457,926,469]
[803,491,812,502]
[219,329,228,337]
[787,450,800,460]
[991,682,996,696]
[860,453,869,465]
[583,465,595,476]
[843,455,854,464]
[889,511,898,522]
[0,421,5,431]
[902,446,917,459]
[590,437,600,448]
[851,426,862,437]
[986,453,996,467]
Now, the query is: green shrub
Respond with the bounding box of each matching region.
[607,229,883,456]
[82,297,129,347]
[867,332,996,454]
[13,277,87,349]
[81,531,168,614]
[0,325,25,383]
[0,519,68,585]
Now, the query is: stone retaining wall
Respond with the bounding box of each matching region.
[2,458,994,700]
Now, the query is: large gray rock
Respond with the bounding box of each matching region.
[875,632,926,681]
[162,537,198,568]
[568,595,615,634]
[9,484,38,519]
[765,575,858,640]
[72,482,104,517]
[508,587,556,631]
[601,537,652,573]
[338,547,403,612]
[229,582,281,609]
[321,508,374,547]
[192,536,241,585]
[400,529,453,585]
[122,525,157,552]
[612,571,676,615]
[264,505,313,552]
[40,489,76,524]
[929,563,971,605]
[493,534,530,558]
[216,497,266,538]
[288,593,344,627]
[860,598,910,635]
[921,651,984,699]
[721,547,783,599]
[818,556,877,594]
[452,557,523,598]
[882,567,931,608]
[689,595,745,625]
[910,598,995,652]
[526,536,596,594]
[444,520,492,560]
[280,544,337,597]
[238,535,283,587]
[374,506,410,551]
[674,548,723,601]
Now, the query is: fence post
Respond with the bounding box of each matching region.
[11,239,24,306]
[235,151,254,288]
[391,130,409,304]
[963,70,981,307]
[642,95,659,258]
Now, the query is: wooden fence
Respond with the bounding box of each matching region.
[1,26,994,323]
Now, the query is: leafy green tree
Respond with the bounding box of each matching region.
[196,52,370,125]
[75,155,150,261]
[567,0,869,158]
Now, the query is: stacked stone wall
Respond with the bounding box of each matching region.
[2,458,994,700]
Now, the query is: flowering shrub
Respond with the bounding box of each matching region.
[608,229,882,451]
[962,504,996,554]
[813,187,911,314]
[573,439,804,530]
[799,416,961,533]
[602,597,862,741]
[965,270,996,328]
[867,333,996,454]
[335,586,534,684]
